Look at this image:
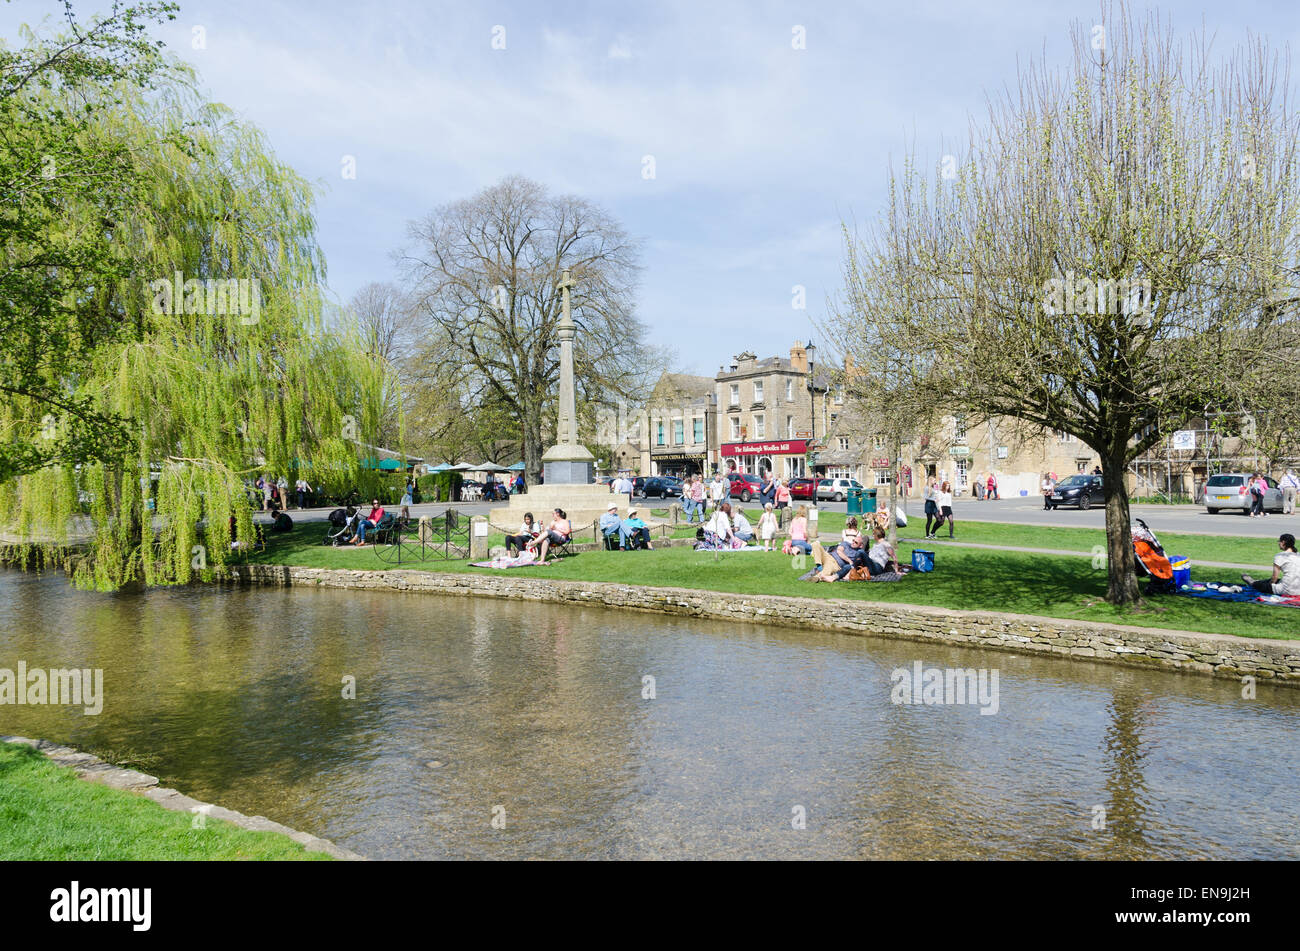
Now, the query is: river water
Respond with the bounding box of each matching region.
[1,569,1296,859]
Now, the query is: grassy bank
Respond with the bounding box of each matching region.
[0,742,332,860]
[247,522,1300,641]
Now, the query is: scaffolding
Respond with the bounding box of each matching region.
[1128,411,1300,502]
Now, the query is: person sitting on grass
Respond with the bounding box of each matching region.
[866,526,900,576]
[703,502,737,548]
[788,505,813,555]
[268,507,293,532]
[599,503,624,548]
[529,508,571,564]
[507,512,539,555]
[1242,534,1300,595]
[353,498,385,547]
[622,508,653,550]
[812,532,868,582]
[731,505,755,545]
[841,516,861,546]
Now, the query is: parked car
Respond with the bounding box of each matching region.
[727,472,765,502]
[1047,474,1104,510]
[633,476,682,498]
[816,477,863,502]
[788,477,818,501]
[1204,473,1283,514]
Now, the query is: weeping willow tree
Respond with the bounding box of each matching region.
[1,66,389,589]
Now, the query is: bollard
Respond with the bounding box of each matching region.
[469,516,490,561]
[418,515,432,544]
[808,505,820,542]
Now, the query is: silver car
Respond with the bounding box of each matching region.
[1204,473,1283,514]
[816,477,864,502]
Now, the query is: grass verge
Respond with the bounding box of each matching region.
[0,741,332,860]
[246,522,1300,641]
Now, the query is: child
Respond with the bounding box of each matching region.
[758,502,779,551]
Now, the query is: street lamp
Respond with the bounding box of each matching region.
[805,342,817,443]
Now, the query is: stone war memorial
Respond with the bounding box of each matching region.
[489,269,634,533]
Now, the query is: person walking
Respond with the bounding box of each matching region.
[1281,469,1299,516]
[691,474,707,522]
[709,472,729,510]
[986,472,999,501]
[1249,472,1267,517]
[294,477,312,510]
[774,477,792,511]
[932,481,955,538]
[923,478,939,538]
[1041,472,1055,510]
[760,471,776,508]
[973,472,984,500]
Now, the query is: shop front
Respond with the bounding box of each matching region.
[720,439,809,480]
[650,450,708,478]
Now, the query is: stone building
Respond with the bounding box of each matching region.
[637,373,717,477]
[713,343,836,479]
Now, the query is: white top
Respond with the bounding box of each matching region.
[519,521,537,535]
[1274,550,1300,596]
[1282,472,1300,489]
[705,510,732,537]
[709,479,728,500]
[732,512,753,535]
[936,490,953,508]
[868,540,893,569]
[758,512,778,537]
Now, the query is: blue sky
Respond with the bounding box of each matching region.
[5,0,1293,374]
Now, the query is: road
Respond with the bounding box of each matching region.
[281,492,1300,538]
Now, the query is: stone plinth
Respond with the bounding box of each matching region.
[541,441,596,486]
[488,483,671,534]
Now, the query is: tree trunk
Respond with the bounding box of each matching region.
[1102,451,1141,605]
[523,409,544,485]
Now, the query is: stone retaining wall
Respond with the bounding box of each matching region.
[223,564,1300,687]
[2,735,366,860]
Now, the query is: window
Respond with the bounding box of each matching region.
[956,459,969,485]
[656,421,665,446]
[753,381,764,403]
[786,379,794,401]
[786,416,794,438]
[1056,430,1072,442]
[838,437,850,451]
[729,383,740,406]
[875,470,891,486]
[753,414,765,438]
[873,433,886,449]
[673,419,684,445]
[954,416,968,442]
[997,445,1008,459]
[835,386,844,404]
[693,418,704,444]
[730,416,741,439]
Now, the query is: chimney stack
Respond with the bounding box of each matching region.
[789,341,808,374]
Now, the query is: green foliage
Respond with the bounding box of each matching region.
[1,19,387,589]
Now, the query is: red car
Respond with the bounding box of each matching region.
[727,472,764,502]
[787,478,817,501]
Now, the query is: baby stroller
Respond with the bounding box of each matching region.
[322,507,360,546]
[1132,518,1175,594]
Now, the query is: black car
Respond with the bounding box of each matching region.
[633,476,683,498]
[1047,474,1104,510]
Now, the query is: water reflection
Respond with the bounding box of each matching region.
[1,569,1298,859]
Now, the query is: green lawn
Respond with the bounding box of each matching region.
[0,742,333,860]
[246,522,1300,641]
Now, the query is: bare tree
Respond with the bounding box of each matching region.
[833,6,1300,604]
[398,176,653,482]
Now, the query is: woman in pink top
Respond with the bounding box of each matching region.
[788,504,812,554]
[531,508,572,564]
[775,479,792,509]
[353,498,386,546]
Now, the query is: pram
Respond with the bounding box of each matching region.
[1132,518,1175,594]
[322,507,361,546]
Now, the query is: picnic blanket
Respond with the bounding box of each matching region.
[472,551,541,569]
[1175,581,1300,608]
